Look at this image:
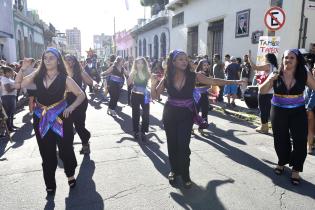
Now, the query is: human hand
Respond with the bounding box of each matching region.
[21,58,33,70]
[63,106,75,118]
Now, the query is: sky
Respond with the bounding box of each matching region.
[27,0,151,55]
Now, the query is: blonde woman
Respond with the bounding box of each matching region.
[127,57,151,141]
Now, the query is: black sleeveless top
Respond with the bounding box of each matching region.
[273,76,306,95]
[166,71,196,99]
[35,73,67,106]
[112,66,125,78]
[67,71,87,105]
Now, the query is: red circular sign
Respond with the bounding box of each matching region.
[264,7,286,31]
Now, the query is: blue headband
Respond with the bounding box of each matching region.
[172,49,186,61]
[46,48,61,59]
[287,48,300,57]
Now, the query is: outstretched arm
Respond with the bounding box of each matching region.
[196,72,244,86]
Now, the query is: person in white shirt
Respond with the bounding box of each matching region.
[0,66,17,132]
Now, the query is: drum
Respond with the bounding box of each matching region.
[244,85,258,109]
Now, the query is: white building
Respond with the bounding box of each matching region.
[93,33,112,60]
[52,32,67,54]
[131,9,171,59]
[167,0,315,60]
[0,0,16,62]
[66,27,81,58]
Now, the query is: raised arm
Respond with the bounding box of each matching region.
[151,75,165,100]
[248,50,271,72]
[14,69,37,89]
[63,77,86,118]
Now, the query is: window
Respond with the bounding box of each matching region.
[172,12,184,28]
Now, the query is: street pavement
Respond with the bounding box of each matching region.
[0,87,315,210]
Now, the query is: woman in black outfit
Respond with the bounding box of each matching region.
[14,48,85,195]
[127,57,151,141]
[260,49,315,185]
[103,56,129,116]
[65,54,98,155]
[151,50,243,188]
[195,59,211,131]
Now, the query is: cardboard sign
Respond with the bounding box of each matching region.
[256,36,280,65]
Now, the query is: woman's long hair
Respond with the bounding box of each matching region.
[279,49,307,83]
[65,54,82,82]
[113,56,124,68]
[164,50,192,85]
[195,59,209,73]
[35,49,68,81]
[265,53,278,69]
[130,57,150,80]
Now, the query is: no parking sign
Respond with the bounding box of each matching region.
[264,7,286,31]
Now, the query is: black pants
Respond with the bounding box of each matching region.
[163,104,193,180]
[108,83,121,110]
[34,116,77,189]
[72,99,90,145]
[271,105,307,172]
[197,93,209,122]
[131,92,149,133]
[258,93,273,124]
[217,86,224,102]
[1,95,16,129]
[127,85,133,105]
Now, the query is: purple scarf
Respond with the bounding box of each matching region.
[167,98,208,129]
[34,100,67,138]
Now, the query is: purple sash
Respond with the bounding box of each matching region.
[272,94,305,108]
[34,100,67,138]
[167,98,208,129]
[132,85,151,104]
[193,87,209,103]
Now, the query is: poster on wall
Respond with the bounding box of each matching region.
[256,36,280,66]
[235,9,250,38]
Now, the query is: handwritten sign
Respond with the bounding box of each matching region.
[256,36,280,65]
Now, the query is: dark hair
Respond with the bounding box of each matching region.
[110,54,116,63]
[164,50,191,85]
[225,54,230,58]
[65,54,82,82]
[1,66,13,74]
[195,59,208,73]
[214,54,220,59]
[236,57,242,64]
[265,53,278,69]
[35,50,68,81]
[279,49,307,83]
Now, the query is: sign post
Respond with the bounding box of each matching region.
[264,6,286,31]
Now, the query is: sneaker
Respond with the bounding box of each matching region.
[80,144,90,155]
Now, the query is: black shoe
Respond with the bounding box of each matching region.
[182,175,192,189]
[79,144,90,155]
[141,132,147,142]
[68,179,76,189]
[8,128,17,132]
[12,125,19,129]
[168,172,176,186]
[274,166,285,175]
[46,188,56,196]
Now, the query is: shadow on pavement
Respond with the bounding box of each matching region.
[194,132,315,199]
[65,155,104,210]
[88,92,108,110]
[170,179,234,210]
[11,113,35,148]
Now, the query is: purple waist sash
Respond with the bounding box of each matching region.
[193,87,209,103]
[167,98,208,128]
[34,100,67,138]
[271,94,305,108]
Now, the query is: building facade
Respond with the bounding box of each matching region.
[93,33,112,60]
[0,0,16,62]
[167,0,315,61]
[51,32,68,54]
[131,9,171,60]
[66,27,81,58]
[13,0,45,60]
[115,30,135,58]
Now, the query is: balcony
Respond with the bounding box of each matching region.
[131,10,170,36]
[166,0,188,11]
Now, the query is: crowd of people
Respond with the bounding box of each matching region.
[0,45,315,195]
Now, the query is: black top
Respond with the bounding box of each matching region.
[165,71,196,99]
[67,72,87,105]
[273,76,306,95]
[112,66,125,78]
[35,73,67,106]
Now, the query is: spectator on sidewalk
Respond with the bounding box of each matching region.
[224,56,241,107]
[212,54,225,102]
[0,66,18,132]
[240,54,252,100]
